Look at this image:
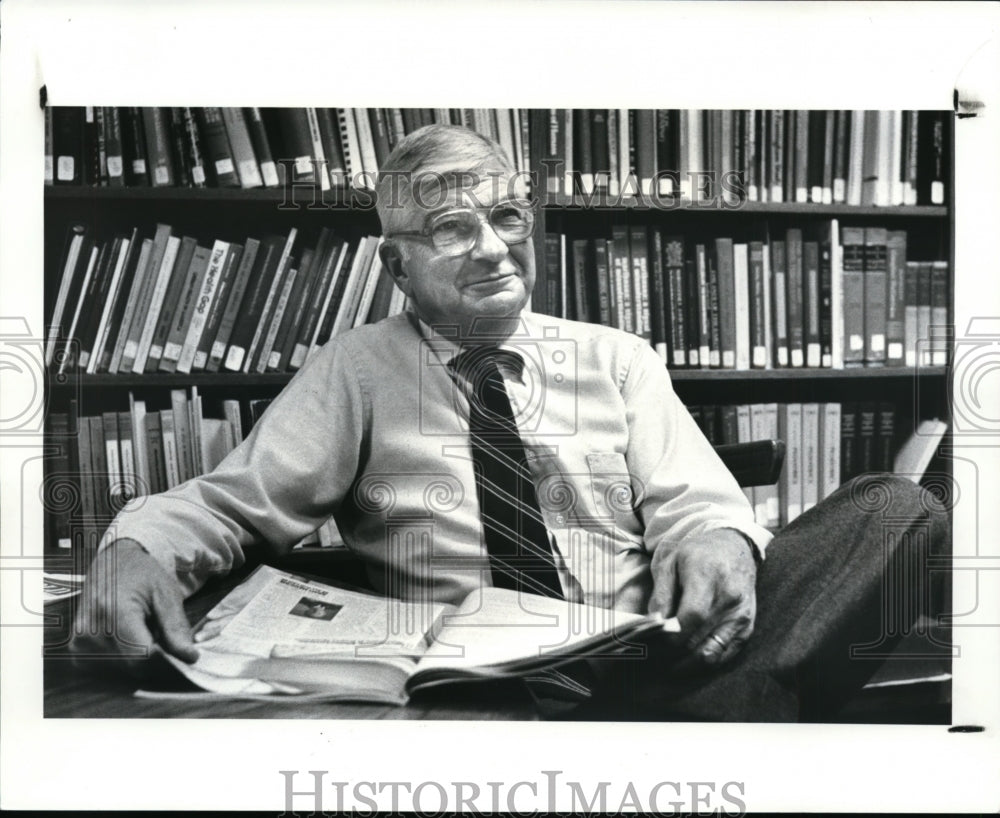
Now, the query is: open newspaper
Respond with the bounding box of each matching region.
[150,565,676,704]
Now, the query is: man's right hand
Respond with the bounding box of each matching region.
[69,539,198,674]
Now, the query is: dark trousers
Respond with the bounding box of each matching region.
[565,474,952,722]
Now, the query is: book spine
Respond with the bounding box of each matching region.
[122,224,174,371]
[197,107,239,187]
[45,224,88,366]
[856,403,878,475]
[684,257,700,366]
[629,225,652,340]
[120,107,149,186]
[593,239,612,328]
[258,262,300,372]
[744,109,758,202]
[194,243,243,371]
[243,107,279,187]
[803,241,821,368]
[209,238,260,372]
[243,230,297,372]
[917,110,947,206]
[801,403,820,514]
[889,110,904,206]
[695,244,711,365]
[778,402,803,526]
[160,410,180,489]
[278,108,317,183]
[221,108,263,189]
[748,242,767,368]
[52,107,84,185]
[771,240,789,367]
[875,402,896,473]
[146,236,197,371]
[170,389,193,483]
[733,243,750,371]
[159,244,211,373]
[839,403,861,483]
[840,227,866,366]
[784,230,804,367]
[862,227,888,366]
[714,238,736,368]
[141,107,175,187]
[648,230,668,360]
[87,236,132,373]
[315,107,347,185]
[795,110,810,202]
[144,412,165,495]
[904,261,920,367]
[847,110,866,207]
[821,110,835,204]
[819,226,834,368]
[663,236,687,367]
[930,261,949,366]
[832,111,849,203]
[571,238,594,325]
[573,109,593,195]
[903,110,920,206]
[916,262,932,366]
[108,238,155,374]
[291,237,344,368]
[611,226,632,333]
[885,230,908,366]
[819,402,842,500]
[769,111,784,203]
[117,411,137,501]
[103,106,125,187]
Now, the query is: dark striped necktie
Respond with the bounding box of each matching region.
[449,346,564,599]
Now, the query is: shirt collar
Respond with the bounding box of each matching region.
[408,309,545,381]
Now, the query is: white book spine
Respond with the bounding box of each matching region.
[57,246,98,375]
[46,231,85,365]
[86,238,131,374]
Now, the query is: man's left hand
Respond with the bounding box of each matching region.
[647,529,758,666]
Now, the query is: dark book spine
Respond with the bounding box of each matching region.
[244,107,279,188]
[44,413,73,552]
[685,256,701,366]
[821,110,835,204]
[194,244,243,371]
[648,229,668,361]
[628,225,651,340]
[85,106,103,185]
[917,110,947,205]
[769,110,784,202]
[167,108,193,188]
[147,236,197,371]
[196,107,239,187]
[807,110,825,202]
[785,110,798,203]
[178,107,207,187]
[610,225,633,333]
[863,227,889,366]
[98,230,143,372]
[771,239,789,367]
[314,240,358,348]
[744,109,758,201]
[120,107,149,187]
[706,246,722,368]
[840,403,858,481]
[289,234,341,368]
[590,109,610,191]
[832,110,850,203]
[634,109,656,196]
[103,106,125,187]
[270,248,316,371]
[571,239,594,324]
[720,404,739,445]
[593,239,612,327]
[544,109,566,197]
[803,240,821,367]
[316,108,346,184]
[714,238,736,368]
[876,402,896,473]
[784,229,805,367]
[141,107,176,187]
[52,107,85,185]
[856,403,878,474]
[655,110,677,195]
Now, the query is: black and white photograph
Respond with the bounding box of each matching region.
[1,1,998,813]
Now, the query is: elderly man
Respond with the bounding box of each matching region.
[71,124,948,721]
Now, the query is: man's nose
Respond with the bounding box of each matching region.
[469,218,510,262]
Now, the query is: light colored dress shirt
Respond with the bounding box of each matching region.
[102,310,773,614]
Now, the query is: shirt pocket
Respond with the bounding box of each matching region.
[585,452,643,543]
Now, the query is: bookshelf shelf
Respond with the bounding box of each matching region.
[44,185,373,209]
[544,196,947,218]
[668,366,948,382]
[50,373,296,389]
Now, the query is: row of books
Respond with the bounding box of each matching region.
[45,222,402,376]
[44,107,532,191]
[540,220,950,369]
[539,109,948,206]
[708,401,906,530]
[44,391,342,555]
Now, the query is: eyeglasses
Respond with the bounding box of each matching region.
[385,199,536,257]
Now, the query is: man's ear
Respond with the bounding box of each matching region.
[379,241,410,295]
